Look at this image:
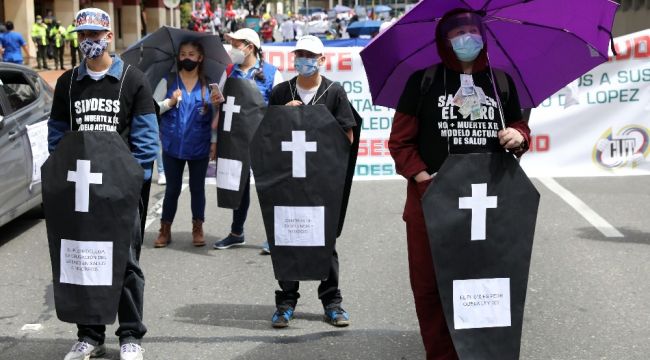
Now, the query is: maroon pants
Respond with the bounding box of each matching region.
[403,179,459,360]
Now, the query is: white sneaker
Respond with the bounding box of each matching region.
[63,341,106,360]
[120,343,145,360]
[157,173,166,185]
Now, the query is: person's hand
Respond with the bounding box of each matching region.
[498,127,524,150]
[169,89,182,107]
[285,100,303,106]
[414,171,433,183]
[210,90,224,104]
[210,143,217,161]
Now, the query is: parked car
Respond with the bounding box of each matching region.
[0,63,53,227]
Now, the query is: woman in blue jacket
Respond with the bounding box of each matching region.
[154,40,216,248]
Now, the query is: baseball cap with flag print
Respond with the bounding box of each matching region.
[73,8,111,32]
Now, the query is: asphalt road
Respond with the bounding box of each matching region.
[0,176,648,360]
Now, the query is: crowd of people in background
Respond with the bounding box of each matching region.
[0,2,402,70]
[187,0,402,43]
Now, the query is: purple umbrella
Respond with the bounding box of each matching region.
[360,0,619,109]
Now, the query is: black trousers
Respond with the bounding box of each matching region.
[76,180,150,345]
[70,44,79,67]
[275,248,343,311]
[36,44,48,69]
[53,46,64,69]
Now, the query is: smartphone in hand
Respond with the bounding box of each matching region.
[209,83,225,104]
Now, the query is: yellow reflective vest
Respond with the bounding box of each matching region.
[31,23,48,46]
[66,24,78,47]
[49,25,67,48]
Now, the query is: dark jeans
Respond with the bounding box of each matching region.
[275,248,343,311]
[161,153,209,222]
[231,179,250,235]
[77,211,146,346]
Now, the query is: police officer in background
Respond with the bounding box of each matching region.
[31,15,49,69]
[49,20,67,70]
[66,19,80,68]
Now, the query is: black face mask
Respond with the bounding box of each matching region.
[180,58,199,71]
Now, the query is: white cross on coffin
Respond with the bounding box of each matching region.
[458,183,497,241]
[67,159,103,213]
[281,130,317,178]
[222,96,241,132]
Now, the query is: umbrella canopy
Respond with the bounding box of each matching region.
[360,0,618,109]
[334,4,352,13]
[374,5,392,13]
[347,20,383,37]
[121,26,231,91]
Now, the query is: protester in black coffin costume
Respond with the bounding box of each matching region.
[388,10,531,360]
[47,8,158,360]
[212,28,283,254]
[267,35,357,328]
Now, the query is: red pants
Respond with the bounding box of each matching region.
[403,179,459,360]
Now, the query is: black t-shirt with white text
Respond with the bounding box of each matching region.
[397,65,523,174]
[50,64,154,142]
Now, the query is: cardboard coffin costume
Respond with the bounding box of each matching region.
[422,152,539,360]
[42,131,143,324]
[250,105,352,281]
[216,78,266,209]
[337,107,362,237]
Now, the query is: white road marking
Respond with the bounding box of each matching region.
[21,324,42,331]
[538,177,623,238]
[145,184,188,230]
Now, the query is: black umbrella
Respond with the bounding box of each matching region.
[121,26,231,90]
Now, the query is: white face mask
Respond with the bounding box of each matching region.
[229,47,246,64]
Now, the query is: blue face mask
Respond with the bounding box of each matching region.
[450,33,484,62]
[294,57,319,77]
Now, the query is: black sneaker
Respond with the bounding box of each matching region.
[324,306,350,327]
[213,233,245,249]
[271,307,294,328]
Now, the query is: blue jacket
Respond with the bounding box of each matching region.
[160,77,213,160]
[229,61,278,104]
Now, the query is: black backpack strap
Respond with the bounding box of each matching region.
[415,64,439,118]
[420,64,438,95]
[493,69,531,123]
[492,68,510,105]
